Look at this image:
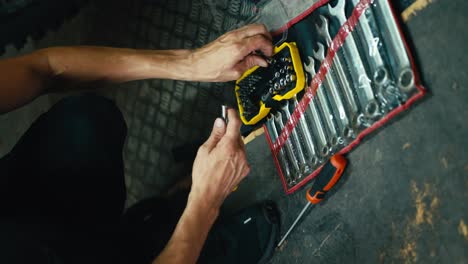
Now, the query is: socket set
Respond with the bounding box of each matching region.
[260,0,426,193]
[235,42,305,125]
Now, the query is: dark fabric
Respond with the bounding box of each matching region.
[198,201,280,264]
[0,94,275,264]
[0,95,128,264]
[120,193,188,264]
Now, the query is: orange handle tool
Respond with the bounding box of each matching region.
[277,154,347,248]
[306,154,347,204]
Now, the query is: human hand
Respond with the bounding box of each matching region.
[189,109,250,213]
[190,24,273,82]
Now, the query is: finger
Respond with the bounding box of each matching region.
[233,54,268,75]
[236,24,272,41]
[227,54,267,80]
[203,118,227,152]
[225,108,242,138]
[240,34,273,57]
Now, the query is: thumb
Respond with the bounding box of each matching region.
[203,118,226,152]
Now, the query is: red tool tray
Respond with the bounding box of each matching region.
[263,0,426,194]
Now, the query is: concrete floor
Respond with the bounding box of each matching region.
[1,0,467,263]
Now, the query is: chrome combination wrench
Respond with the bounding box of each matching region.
[371,0,414,93]
[292,96,320,167]
[303,56,332,157]
[316,14,361,129]
[266,116,294,186]
[328,0,380,119]
[305,56,340,149]
[274,111,303,181]
[313,42,353,141]
[349,0,405,110]
[280,101,311,176]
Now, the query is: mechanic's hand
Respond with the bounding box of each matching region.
[189,109,250,212]
[191,24,273,82]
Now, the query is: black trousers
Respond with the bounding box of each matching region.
[0,95,180,264]
[0,95,273,264]
[0,94,127,224]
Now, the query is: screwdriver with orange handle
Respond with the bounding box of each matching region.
[277,154,348,248]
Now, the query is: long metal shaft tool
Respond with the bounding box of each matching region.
[277,154,348,248]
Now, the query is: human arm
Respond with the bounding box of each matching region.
[0,24,272,114]
[153,109,250,264]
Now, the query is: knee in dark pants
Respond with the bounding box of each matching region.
[43,94,128,165]
[52,94,127,142]
[3,94,128,224]
[43,95,128,223]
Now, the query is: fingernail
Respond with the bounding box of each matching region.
[215,118,224,128]
[259,60,268,67]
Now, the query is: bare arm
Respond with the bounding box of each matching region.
[154,109,250,264]
[0,48,194,113]
[0,24,272,114]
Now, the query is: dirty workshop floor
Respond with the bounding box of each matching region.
[1,0,467,263]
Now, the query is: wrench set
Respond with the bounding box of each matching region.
[259,0,426,192]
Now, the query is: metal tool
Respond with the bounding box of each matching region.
[313,42,353,141]
[350,1,390,87]
[305,55,339,148]
[274,112,302,180]
[371,0,414,93]
[315,79,340,147]
[292,97,320,167]
[280,101,310,176]
[348,1,404,111]
[397,67,414,93]
[277,154,348,248]
[328,0,380,119]
[316,15,360,129]
[303,57,331,157]
[221,105,228,123]
[266,116,294,185]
